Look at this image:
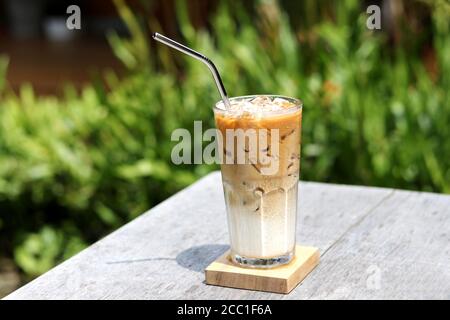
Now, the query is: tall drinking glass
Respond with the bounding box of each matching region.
[214,95,302,268]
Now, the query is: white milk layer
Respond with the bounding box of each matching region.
[223,179,298,259]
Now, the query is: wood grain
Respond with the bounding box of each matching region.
[4,171,449,300]
[300,189,450,299]
[205,246,319,294]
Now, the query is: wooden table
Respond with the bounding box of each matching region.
[4,172,450,299]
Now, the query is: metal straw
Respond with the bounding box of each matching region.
[152,32,231,109]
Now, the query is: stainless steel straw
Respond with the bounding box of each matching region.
[152,32,231,109]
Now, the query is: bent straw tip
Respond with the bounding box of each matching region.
[151,32,230,108]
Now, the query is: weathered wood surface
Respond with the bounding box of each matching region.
[4,171,450,299]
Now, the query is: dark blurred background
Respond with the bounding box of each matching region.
[0,0,449,297]
[0,0,131,95]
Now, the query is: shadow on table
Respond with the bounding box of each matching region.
[105,244,228,273]
[176,244,229,273]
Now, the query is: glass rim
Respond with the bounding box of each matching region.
[214,94,302,116]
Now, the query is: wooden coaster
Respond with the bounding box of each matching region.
[205,245,319,294]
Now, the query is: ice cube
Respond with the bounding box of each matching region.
[273,97,294,109]
[273,97,288,105]
[250,96,272,106]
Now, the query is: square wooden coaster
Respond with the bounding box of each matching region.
[205,245,319,294]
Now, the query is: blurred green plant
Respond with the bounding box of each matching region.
[0,0,449,277]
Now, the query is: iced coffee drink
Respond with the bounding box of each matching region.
[214,95,302,268]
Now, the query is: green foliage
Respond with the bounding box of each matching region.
[0,55,8,92]
[0,0,449,277]
[14,225,85,277]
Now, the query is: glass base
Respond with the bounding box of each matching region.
[231,251,294,269]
